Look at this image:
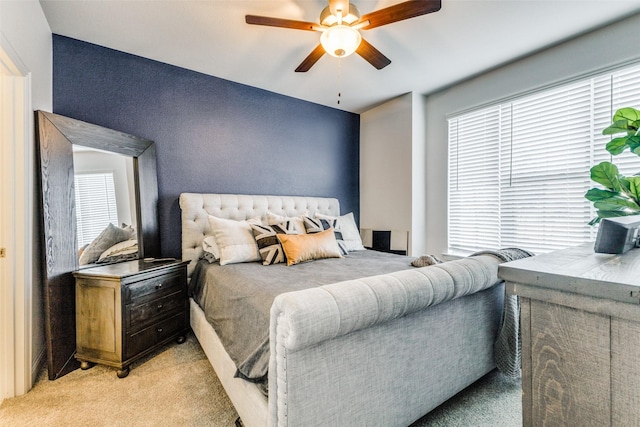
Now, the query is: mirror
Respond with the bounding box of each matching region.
[36,111,159,380]
[72,146,139,266]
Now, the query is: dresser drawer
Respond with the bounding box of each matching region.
[125,311,186,359]
[125,270,183,303]
[126,290,185,332]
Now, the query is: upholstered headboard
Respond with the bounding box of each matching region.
[179,193,340,277]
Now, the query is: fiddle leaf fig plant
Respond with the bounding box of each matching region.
[602,107,640,154]
[586,107,640,225]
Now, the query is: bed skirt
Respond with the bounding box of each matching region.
[190,298,268,427]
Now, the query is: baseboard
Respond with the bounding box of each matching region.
[31,345,46,386]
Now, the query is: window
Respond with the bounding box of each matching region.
[448,63,640,254]
[75,172,119,247]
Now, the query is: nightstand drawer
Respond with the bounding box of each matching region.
[125,270,183,303]
[125,311,186,359]
[126,290,185,332]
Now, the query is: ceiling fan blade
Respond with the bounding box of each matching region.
[245,15,324,32]
[359,0,441,30]
[295,45,326,72]
[356,39,391,70]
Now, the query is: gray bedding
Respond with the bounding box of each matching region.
[189,250,414,392]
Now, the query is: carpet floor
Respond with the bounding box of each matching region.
[0,333,521,426]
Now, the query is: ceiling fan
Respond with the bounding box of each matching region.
[246,0,441,72]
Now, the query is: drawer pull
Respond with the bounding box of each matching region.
[157,328,163,333]
[155,283,163,290]
[157,303,164,310]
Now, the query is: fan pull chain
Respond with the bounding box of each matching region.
[337,58,342,105]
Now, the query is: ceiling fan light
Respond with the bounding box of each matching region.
[320,25,362,58]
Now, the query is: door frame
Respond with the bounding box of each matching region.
[0,33,34,400]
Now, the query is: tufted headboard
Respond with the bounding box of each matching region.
[179,193,341,277]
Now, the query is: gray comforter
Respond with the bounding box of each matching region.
[189,250,414,392]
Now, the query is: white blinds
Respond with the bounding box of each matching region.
[448,107,501,253]
[448,63,640,254]
[75,172,119,247]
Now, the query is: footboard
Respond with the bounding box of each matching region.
[268,256,504,427]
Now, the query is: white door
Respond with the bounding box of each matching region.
[0,38,34,400]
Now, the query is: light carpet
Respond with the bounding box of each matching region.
[0,333,521,426]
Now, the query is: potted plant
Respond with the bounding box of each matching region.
[586,107,640,225]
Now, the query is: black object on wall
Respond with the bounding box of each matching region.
[53,35,360,258]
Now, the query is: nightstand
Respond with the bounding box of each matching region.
[360,229,409,255]
[73,259,189,378]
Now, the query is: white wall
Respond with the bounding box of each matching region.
[0,0,52,394]
[424,13,640,256]
[1,1,51,110]
[411,93,427,256]
[360,92,428,255]
[73,150,136,228]
[360,93,412,246]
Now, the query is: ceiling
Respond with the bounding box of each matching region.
[40,0,640,113]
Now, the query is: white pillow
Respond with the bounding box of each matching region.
[121,223,137,239]
[96,239,139,264]
[266,211,307,234]
[208,216,262,265]
[315,212,365,251]
[202,236,219,263]
[98,239,138,261]
[79,223,132,265]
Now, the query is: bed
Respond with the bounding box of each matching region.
[180,193,505,427]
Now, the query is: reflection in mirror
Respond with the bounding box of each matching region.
[72,146,139,266]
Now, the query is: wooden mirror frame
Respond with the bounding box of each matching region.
[36,111,160,379]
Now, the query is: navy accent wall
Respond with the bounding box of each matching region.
[53,35,360,258]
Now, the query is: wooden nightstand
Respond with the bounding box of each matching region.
[73,259,189,378]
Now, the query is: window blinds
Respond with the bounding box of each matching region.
[448,63,640,254]
[448,107,501,253]
[75,172,119,248]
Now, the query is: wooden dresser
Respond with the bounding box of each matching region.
[499,244,640,426]
[73,259,189,378]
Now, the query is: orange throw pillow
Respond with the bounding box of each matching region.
[277,228,343,266]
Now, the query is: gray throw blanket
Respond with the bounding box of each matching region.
[412,248,534,377]
[471,248,535,377]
